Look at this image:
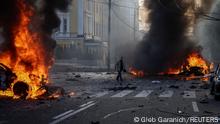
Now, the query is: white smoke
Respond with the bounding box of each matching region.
[197,0,220,63]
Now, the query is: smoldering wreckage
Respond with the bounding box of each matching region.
[0,0,219,100]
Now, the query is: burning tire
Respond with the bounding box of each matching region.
[13,81,29,99]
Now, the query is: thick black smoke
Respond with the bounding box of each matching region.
[134,0,198,74]
[41,0,70,34]
[0,0,70,67]
[37,0,71,66]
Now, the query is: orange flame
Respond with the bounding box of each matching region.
[129,67,144,77]
[0,0,49,99]
[186,52,209,74]
[129,52,210,77]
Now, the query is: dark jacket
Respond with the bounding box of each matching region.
[115,59,124,72]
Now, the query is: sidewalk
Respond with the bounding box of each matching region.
[52,62,109,72]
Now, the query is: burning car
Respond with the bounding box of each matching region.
[0,63,47,99]
[0,0,70,99]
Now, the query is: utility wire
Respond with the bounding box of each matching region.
[158,0,220,21]
[93,0,220,21]
[92,0,144,10]
[89,0,146,33]
[111,6,146,34]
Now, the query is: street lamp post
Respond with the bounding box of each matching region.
[107,0,111,71]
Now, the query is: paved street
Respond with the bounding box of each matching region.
[1,72,220,124]
[0,0,219,124]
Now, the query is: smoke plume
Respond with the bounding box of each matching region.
[198,0,220,63]
[134,0,200,74]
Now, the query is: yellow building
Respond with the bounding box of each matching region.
[53,0,109,66]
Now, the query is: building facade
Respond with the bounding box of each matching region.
[53,0,109,67]
[110,0,139,66]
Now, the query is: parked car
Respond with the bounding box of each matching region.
[210,64,220,100]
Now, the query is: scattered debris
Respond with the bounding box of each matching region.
[200,84,209,89]
[190,85,197,89]
[106,72,112,75]
[177,110,183,114]
[199,99,209,104]
[138,105,144,108]
[38,86,65,100]
[177,107,185,114]
[203,111,213,114]
[75,74,81,78]
[107,86,137,91]
[152,80,161,84]
[67,92,75,98]
[91,121,100,124]
[169,85,179,89]
[131,110,136,113]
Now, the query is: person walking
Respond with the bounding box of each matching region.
[115,57,125,82]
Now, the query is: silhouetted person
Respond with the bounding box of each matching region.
[115,57,125,82]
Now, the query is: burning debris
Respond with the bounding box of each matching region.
[0,0,70,99]
[132,0,212,77]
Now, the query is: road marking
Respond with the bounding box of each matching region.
[159,90,174,98]
[80,101,94,108]
[183,91,196,98]
[134,90,153,98]
[104,107,141,119]
[91,91,109,98]
[192,102,199,112]
[111,90,133,97]
[50,103,96,124]
[52,110,74,120]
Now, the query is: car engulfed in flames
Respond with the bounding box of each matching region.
[0,0,50,99]
[129,52,212,79]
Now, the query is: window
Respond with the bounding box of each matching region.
[88,17,92,35]
[63,18,67,33]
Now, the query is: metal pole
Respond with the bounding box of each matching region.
[134,7,136,41]
[107,0,111,71]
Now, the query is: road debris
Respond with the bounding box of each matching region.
[152,80,161,84]
[75,74,81,78]
[169,85,179,89]
[91,121,100,124]
[199,98,209,104]
[138,105,144,108]
[107,86,137,91]
[203,110,213,114]
[190,85,197,89]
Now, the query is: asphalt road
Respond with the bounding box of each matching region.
[1,72,220,124]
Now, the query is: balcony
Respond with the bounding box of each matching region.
[84,34,101,41]
[52,32,84,40]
